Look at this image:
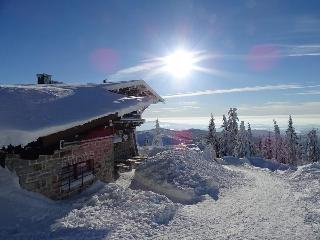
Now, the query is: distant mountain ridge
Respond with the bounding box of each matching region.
[136,128,271,147]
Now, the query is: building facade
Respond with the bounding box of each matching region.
[0,79,163,199]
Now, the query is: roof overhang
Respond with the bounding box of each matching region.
[104,80,164,103]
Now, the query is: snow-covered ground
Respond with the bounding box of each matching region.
[0,148,319,239]
[153,165,318,239]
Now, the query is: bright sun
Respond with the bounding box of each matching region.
[163,50,195,78]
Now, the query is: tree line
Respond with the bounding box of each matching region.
[207,108,320,165]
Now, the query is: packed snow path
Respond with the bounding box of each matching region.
[152,166,317,240]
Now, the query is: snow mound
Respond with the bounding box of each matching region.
[139,145,175,158]
[218,156,250,166]
[201,144,216,161]
[131,148,240,204]
[246,157,295,171]
[52,183,178,239]
[0,167,178,239]
[290,162,320,232]
[0,167,64,239]
[218,156,295,171]
[293,162,320,178]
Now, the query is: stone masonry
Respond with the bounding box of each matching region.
[5,136,114,200]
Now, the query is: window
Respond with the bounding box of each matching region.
[60,159,95,192]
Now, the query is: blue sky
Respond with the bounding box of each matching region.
[1,0,320,130]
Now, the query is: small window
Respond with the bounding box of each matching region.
[60,159,95,192]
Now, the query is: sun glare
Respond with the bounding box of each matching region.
[163,50,195,78]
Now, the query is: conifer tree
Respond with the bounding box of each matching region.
[262,132,273,159]
[227,108,239,155]
[152,118,163,146]
[297,136,307,165]
[143,136,149,146]
[247,123,255,156]
[234,121,250,158]
[207,113,220,157]
[306,129,320,162]
[273,120,283,162]
[284,115,298,165]
[256,137,263,157]
[220,114,230,156]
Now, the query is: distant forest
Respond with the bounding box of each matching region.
[206,108,319,165]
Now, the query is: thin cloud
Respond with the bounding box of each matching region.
[296,90,320,95]
[114,61,160,75]
[162,84,318,99]
[109,44,320,81]
[238,101,320,115]
[214,44,320,59]
[159,105,201,113]
[281,44,320,57]
[109,50,216,80]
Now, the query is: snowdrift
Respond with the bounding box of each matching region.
[139,145,175,158]
[52,183,178,239]
[293,162,320,178]
[217,156,250,166]
[131,147,240,204]
[290,162,320,229]
[218,156,296,171]
[246,157,296,171]
[0,167,178,239]
[0,167,64,238]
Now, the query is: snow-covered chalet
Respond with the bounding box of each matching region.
[0,77,163,199]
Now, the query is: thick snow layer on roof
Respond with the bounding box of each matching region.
[104,80,164,102]
[0,83,158,146]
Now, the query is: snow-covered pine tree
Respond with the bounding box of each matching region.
[234,121,250,158]
[256,137,263,157]
[262,132,273,159]
[247,123,255,156]
[143,136,149,146]
[283,116,298,164]
[273,120,283,162]
[284,115,299,165]
[152,118,163,146]
[227,108,239,155]
[306,129,320,162]
[207,113,220,157]
[220,114,229,156]
[297,136,307,165]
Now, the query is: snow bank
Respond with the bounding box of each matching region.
[217,156,250,166]
[290,162,320,232]
[52,183,178,239]
[139,145,175,157]
[131,147,240,204]
[0,167,178,239]
[0,167,64,239]
[218,156,295,171]
[246,157,296,171]
[293,162,320,178]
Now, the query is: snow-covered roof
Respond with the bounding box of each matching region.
[0,81,162,146]
[104,80,164,103]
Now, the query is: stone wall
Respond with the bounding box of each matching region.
[5,153,63,199]
[5,136,114,200]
